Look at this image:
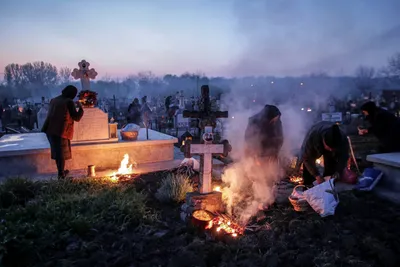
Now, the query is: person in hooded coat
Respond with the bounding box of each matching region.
[244,105,284,159]
[42,85,84,179]
[128,98,141,124]
[298,121,349,186]
[359,101,400,153]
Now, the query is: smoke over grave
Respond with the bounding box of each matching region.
[219,76,354,223]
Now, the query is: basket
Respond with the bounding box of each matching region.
[288,185,309,212]
[120,130,138,141]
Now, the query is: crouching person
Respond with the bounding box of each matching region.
[42,85,84,179]
[298,121,349,186]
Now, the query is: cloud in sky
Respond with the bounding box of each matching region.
[0,0,399,77]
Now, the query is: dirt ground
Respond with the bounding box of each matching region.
[1,172,399,267]
[133,172,400,267]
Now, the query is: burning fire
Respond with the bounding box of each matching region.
[213,186,221,192]
[290,176,304,184]
[110,154,136,182]
[205,216,244,238]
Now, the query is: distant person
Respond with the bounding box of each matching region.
[42,85,84,179]
[0,101,3,130]
[244,105,283,160]
[359,101,400,153]
[297,121,349,186]
[25,105,33,130]
[128,98,141,124]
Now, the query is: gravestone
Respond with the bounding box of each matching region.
[190,132,224,193]
[69,60,114,143]
[321,112,342,122]
[367,153,400,204]
[182,85,230,193]
[72,108,110,142]
[37,105,48,130]
[175,114,190,129]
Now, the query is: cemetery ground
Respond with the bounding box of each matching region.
[1,173,400,267]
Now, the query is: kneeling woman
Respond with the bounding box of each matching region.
[42,85,84,179]
[298,121,349,186]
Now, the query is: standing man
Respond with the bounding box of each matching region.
[42,85,84,179]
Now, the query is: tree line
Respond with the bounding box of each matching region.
[1,52,399,102]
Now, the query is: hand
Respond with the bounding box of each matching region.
[316,176,325,184]
[358,127,368,135]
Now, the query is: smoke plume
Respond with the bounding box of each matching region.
[219,80,336,224]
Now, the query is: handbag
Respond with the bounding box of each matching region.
[341,136,360,185]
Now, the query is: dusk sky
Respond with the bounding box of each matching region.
[0,0,399,78]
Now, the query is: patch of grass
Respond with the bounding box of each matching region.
[155,173,194,203]
[0,177,157,267]
[0,177,39,208]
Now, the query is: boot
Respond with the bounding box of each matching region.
[58,170,70,180]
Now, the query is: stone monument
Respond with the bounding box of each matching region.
[180,85,231,220]
[70,60,115,143]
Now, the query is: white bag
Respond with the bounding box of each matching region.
[303,179,339,217]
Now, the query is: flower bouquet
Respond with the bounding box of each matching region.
[78,90,98,108]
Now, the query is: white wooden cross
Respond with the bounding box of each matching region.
[71,60,98,91]
[191,142,224,194]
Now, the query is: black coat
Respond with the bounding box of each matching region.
[299,121,349,178]
[366,108,400,152]
[244,105,283,157]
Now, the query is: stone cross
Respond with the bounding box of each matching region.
[190,141,224,193]
[71,60,98,91]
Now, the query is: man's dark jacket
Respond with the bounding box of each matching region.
[299,121,349,178]
[363,104,400,152]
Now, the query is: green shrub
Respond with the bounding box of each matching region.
[155,173,194,203]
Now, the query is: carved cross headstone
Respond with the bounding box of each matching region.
[182,85,229,194]
[190,129,224,193]
[71,60,98,91]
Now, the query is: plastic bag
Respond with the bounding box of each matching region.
[303,179,339,217]
[180,157,200,171]
[355,168,383,191]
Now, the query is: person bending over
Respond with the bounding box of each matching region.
[359,101,400,153]
[298,121,349,186]
[244,104,283,160]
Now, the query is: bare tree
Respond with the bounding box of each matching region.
[386,52,400,81]
[22,62,58,87]
[354,65,375,94]
[58,67,72,84]
[4,64,24,87]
